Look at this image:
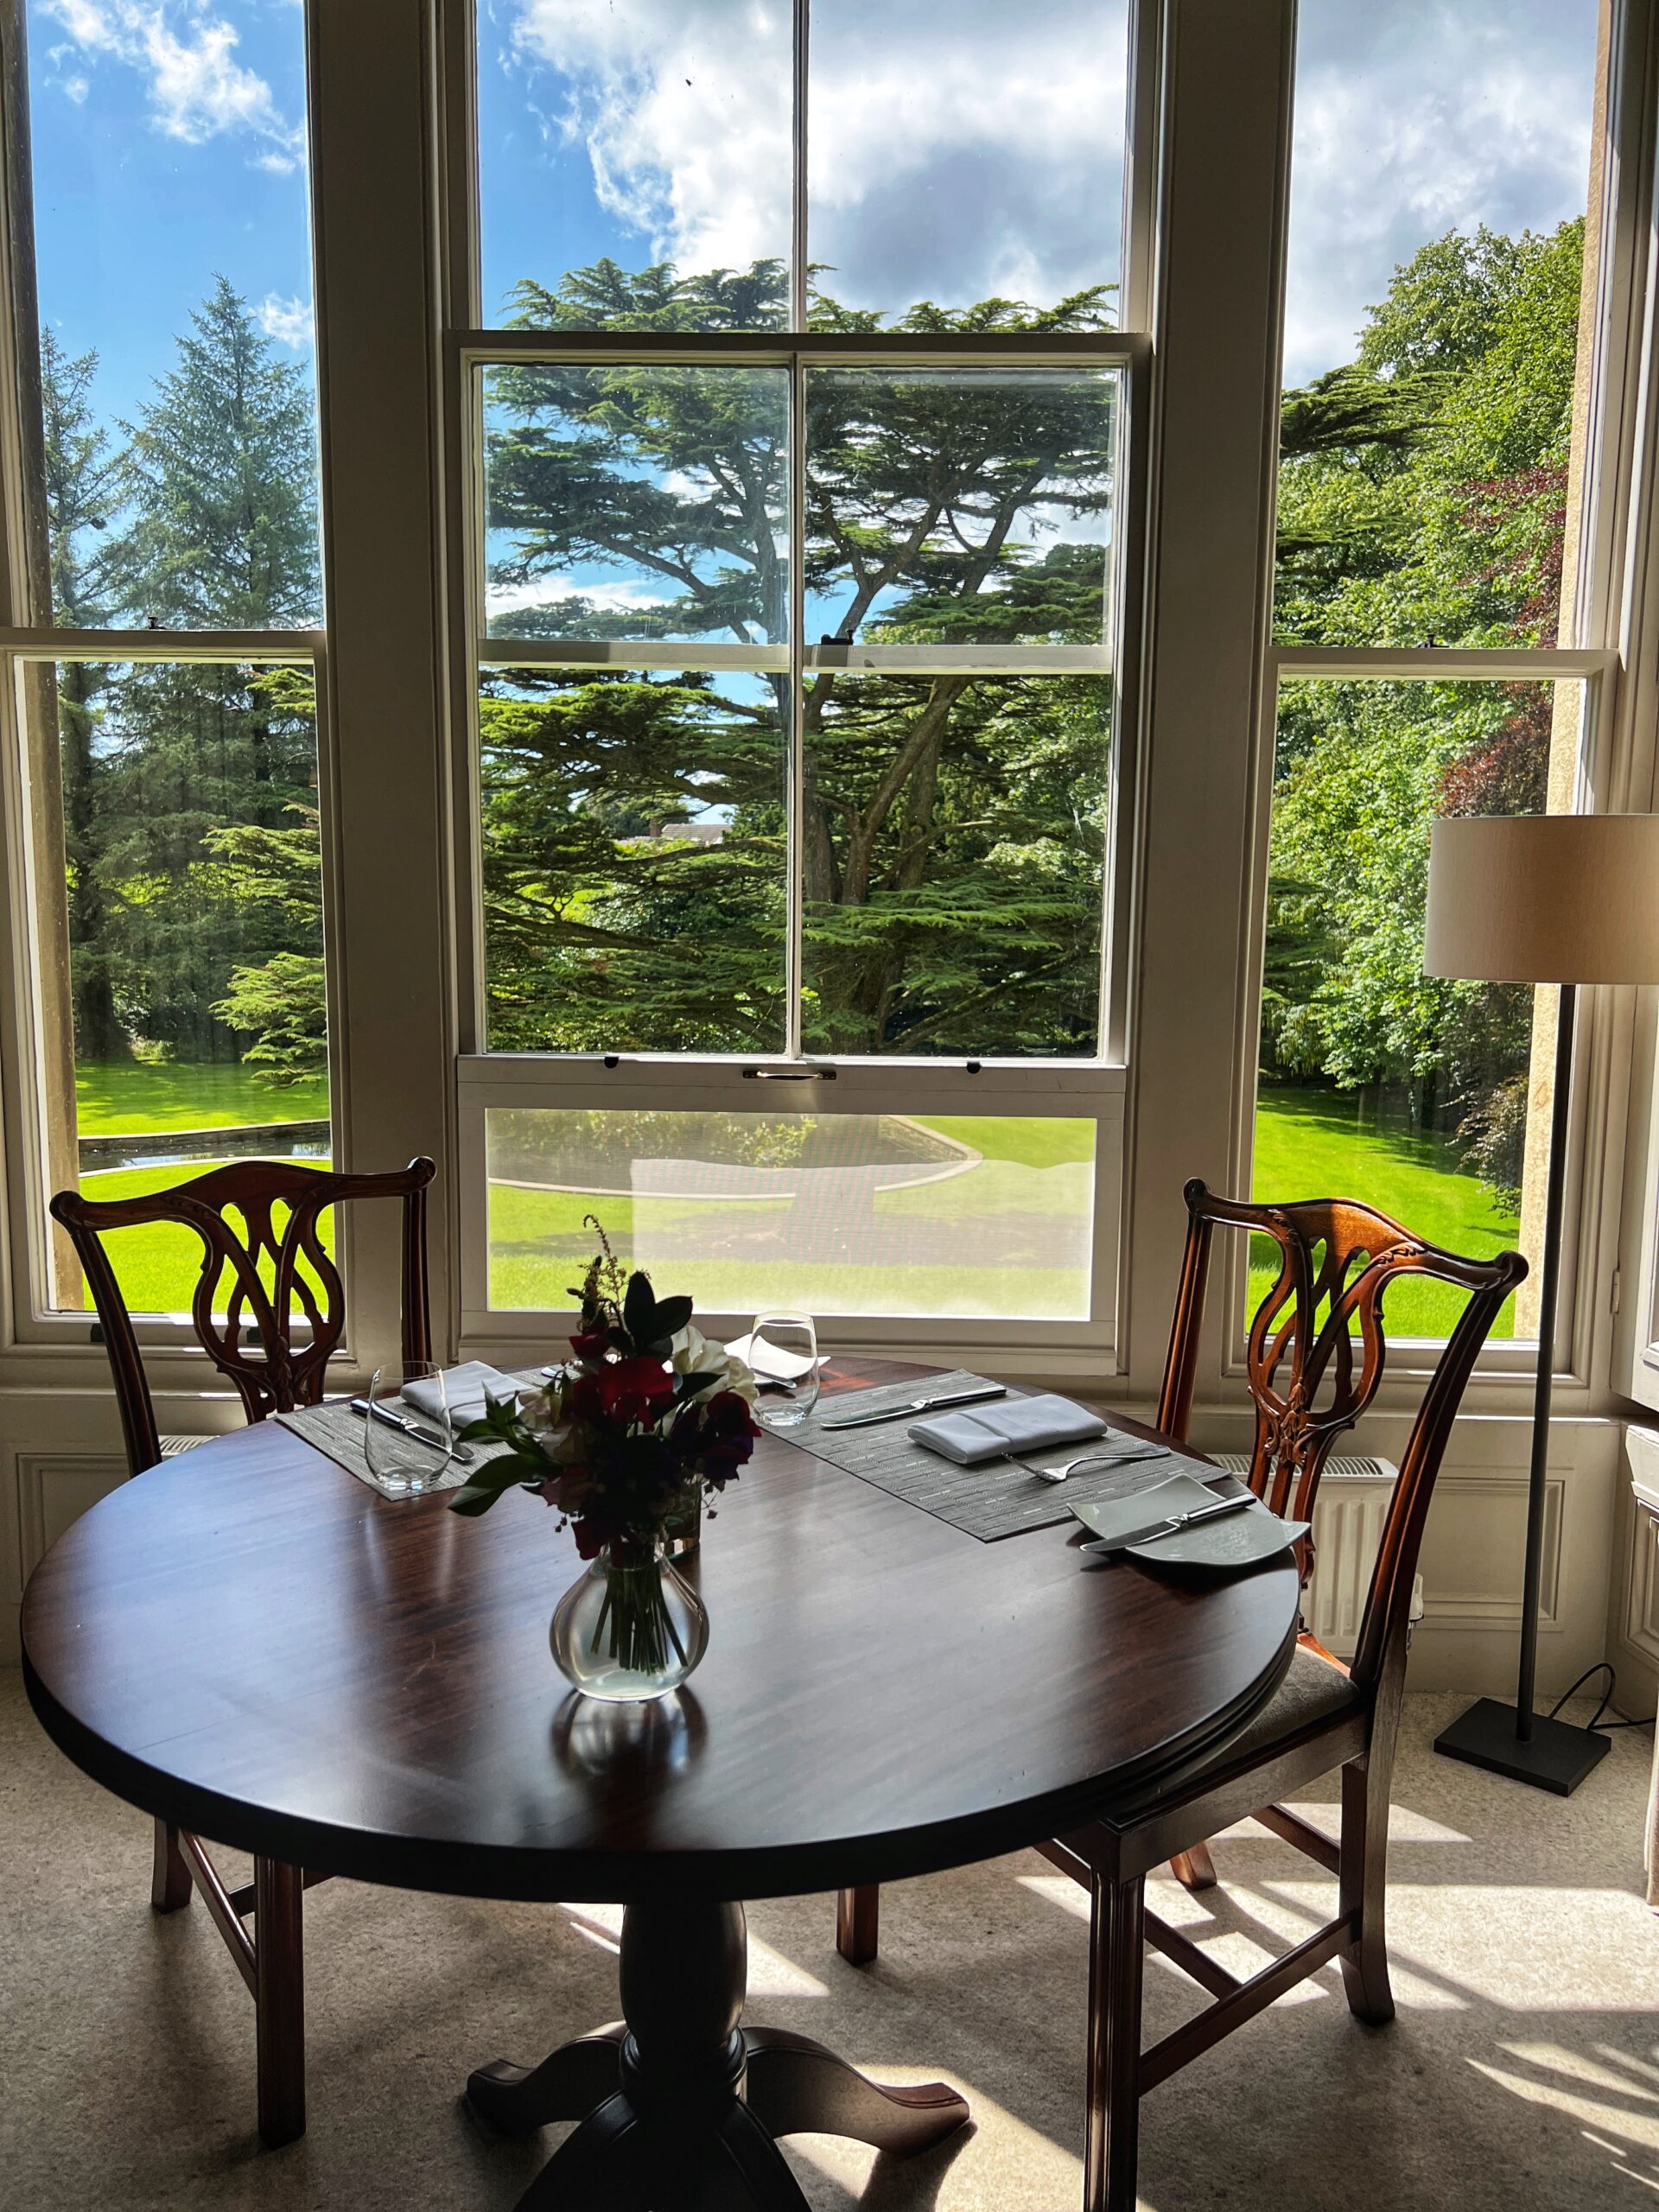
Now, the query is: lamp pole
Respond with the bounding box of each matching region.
[1516,982,1574,1738]
[1435,982,1610,1792]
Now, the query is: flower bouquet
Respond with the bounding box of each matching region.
[448,1222,760,1699]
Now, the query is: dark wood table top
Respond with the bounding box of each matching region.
[21,1358,1300,1904]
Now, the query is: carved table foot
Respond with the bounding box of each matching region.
[467,2023,628,2137]
[742,2025,967,2152]
[467,1897,969,2211]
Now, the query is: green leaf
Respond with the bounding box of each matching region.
[448,1484,506,1516]
[652,1294,693,1338]
[623,1268,658,1345]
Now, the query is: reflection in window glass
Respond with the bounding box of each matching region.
[808,0,1129,328]
[801,675,1109,1058]
[1276,0,1599,652]
[480,668,787,1052]
[1252,677,1576,1339]
[476,0,791,330]
[23,0,322,626]
[804,366,1120,646]
[482,361,791,643]
[486,1109,1096,1319]
[34,659,331,1313]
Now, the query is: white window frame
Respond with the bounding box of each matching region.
[1232,645,1619,1382]
[443,0,1155,1369]
[457,1053,1127,1376]
[0,631,335,1349]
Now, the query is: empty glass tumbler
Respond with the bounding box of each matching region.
[364,1360,453,1494]
[749,1311,820,1429]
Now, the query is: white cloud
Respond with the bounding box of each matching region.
[499,0,1128,315]
[485,575,673,620]
[1282,0,1599,384]
[496,0,1600,366]
[42,1,305,170]
[257,291,313,347]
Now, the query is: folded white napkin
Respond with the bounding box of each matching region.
[402,1361,527,1427]
[723,1331,830,1382]
[909,1391,1109,1465]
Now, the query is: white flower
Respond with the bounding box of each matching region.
[670,1322,759,1405]
[518,1382,584,1462]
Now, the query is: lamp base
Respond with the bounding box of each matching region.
[1433,1697,1611,1796]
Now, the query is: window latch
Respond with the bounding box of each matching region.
[741,1067,837,1080]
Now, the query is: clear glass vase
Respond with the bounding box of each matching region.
[550,1541,709,1703]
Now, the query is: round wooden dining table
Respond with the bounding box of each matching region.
[22,1357,1300,2210]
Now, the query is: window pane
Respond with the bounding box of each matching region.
[22,1,321,627]
[480,667,786,1051]
[807,1,1129,330]
[1252,676,1577,1338]
[477,0,791,332]
[33,658,331,1314]
[1277,0,1600,649]
[801,675,1109,1057]
[804,366,1121,646]
[486,1108,1096,1319]
[482,362,791,644]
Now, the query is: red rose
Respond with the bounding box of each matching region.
[594,1355,675,1426]
[568,1370,604,1421]
[683,1388,758,1483]
[569,1323,609,1363]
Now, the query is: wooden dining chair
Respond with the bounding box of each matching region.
[837,1178,1524,2212]
[49,1154,436,2149]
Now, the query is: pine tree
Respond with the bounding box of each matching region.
[39,329,128,1058]
[111,274,320,629]
[483,260,1117,1056]
[90,283,323,1059]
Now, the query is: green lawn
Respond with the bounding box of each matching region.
[1251,1085,1522,1338]
[71,1159,336,1315]
[76,1059,327,1135]
[67,1066,1522,1338]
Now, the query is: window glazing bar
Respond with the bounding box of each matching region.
[805,644,1113,674]
[454,331,1146,368]
[1270,645,1618,680]
[475,640,1111,676]
[791,0,809,334]
[477,639,791,672]
[0,628,322,662]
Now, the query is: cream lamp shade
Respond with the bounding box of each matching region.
[1424,813,1659,986]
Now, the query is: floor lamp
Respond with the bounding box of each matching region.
[1426,812,1659,1796]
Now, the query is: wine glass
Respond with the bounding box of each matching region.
[749,1311,820,1429]
[365,1359,452,1494]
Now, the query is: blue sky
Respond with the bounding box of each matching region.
[28,1,314,429]
[478,0,1131,327]
[22,0,1603,618]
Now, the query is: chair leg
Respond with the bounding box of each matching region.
[1168,1843,1217,1891]
[1338,1753,1395,2026]
[1084,1871,1143,2212]
[151,1819,192,1913]
[255,1858,307,2146]
[836,1883,880,1966]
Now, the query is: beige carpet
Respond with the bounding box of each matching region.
[3,1664,1657,2211]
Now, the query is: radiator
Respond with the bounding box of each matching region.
[1211,1453,1416,1659]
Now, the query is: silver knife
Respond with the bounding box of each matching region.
[821,1383,1007,1431]
[1081,1491,1251,1554]
[348,1396,474,1465]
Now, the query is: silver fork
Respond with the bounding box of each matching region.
[1006,1442,1171,1486]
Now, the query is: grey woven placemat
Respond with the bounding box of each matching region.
[276,1370,543,1499]
[790,1371,1231,1542]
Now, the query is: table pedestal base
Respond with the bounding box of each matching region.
[467,1898,969,2211]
